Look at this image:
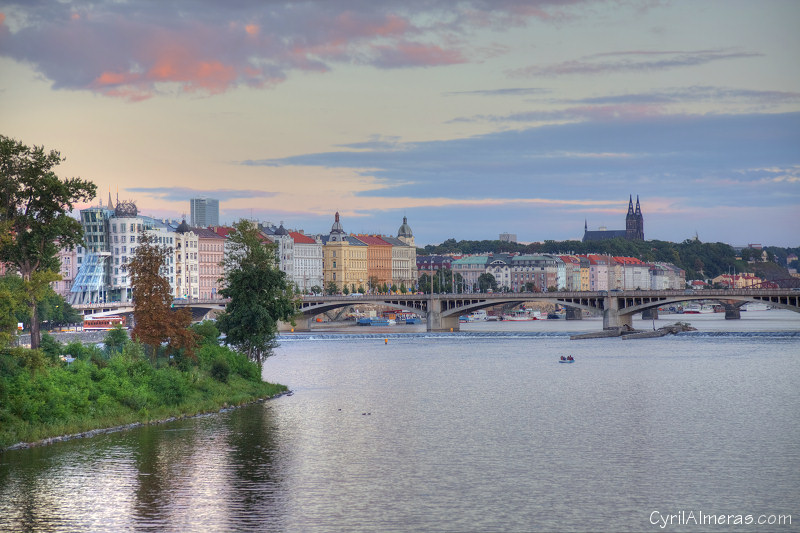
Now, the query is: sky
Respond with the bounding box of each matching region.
[1,0,799,247]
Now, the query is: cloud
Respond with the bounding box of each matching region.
[238,111,800,210]
[570,86,800,107]
[126,187,276,202]
[509,49,763,78]
[443,87,551,97]
[0,0,590,100]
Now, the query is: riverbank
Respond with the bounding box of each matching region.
[4,390,291,451]
[0,339,287,451]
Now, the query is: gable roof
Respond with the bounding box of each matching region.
[290,231,317,244]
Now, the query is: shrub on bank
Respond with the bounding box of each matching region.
[0,338,287,449]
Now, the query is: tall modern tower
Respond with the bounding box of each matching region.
[190,198,219,227]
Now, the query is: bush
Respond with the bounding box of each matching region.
[103,326,128,355]
[151,368,189,405]
[210,357,230,383]
[191,321,220,346]
[40,333,63,363]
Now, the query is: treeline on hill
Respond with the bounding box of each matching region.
[0,322,286,449]
[419,238,799,281]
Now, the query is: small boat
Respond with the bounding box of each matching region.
[405,317,422,324]
[502,310,539,321]
[681,303,714,314]
[558,356,575,364]
[356,317,391,326]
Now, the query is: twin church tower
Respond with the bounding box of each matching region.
[583,195,644,242]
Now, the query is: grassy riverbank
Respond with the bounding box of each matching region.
[0,335,286,450]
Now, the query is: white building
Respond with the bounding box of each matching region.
[173,221,199,299]
[289,231,323,292]
[71,201,176,304]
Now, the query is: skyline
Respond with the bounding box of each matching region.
[1,1,799,246]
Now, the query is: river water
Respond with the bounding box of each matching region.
[1,311,799,532]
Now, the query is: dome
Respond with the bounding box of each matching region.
[331,212,345,234]
[176,219,191,234]
[397,216,413,238]
[114,200,138,218]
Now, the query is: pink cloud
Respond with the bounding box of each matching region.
[0,2,591,101]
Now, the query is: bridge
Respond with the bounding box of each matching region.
[74,289,800,332]
[295,289,800,331]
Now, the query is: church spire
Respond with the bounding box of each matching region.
[635,195,641,215]
[627,194,634,215]
[107,191,114,210]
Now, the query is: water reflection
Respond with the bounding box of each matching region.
[0,404,287,531]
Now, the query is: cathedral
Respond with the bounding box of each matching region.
[582,195,644,242]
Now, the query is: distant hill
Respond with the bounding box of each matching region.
[419,238,798,282]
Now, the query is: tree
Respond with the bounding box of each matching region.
[0,135,97,349]
[128,230,197,363]
[368,275,379,293]
[524,282,536,292]
[310,285,322,295]
[477,273,498,293]
[0,276,23,346]
[216,220,297,367]
[325,281,339,295]
[103,325,129,355]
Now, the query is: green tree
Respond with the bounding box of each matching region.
[217,220,297,367]
[190,320,220,346]
[0,275,24,345]
[103,325,129,355]
[310,285,322,295]
[325,281,339,295]
[0,135,97,349]
[477,273,498,293]
[128,230,197,363]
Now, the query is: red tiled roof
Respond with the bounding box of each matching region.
[290,231,316,244]
[212,226,235,238]
[353,234,391,246]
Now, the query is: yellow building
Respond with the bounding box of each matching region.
[323,213,367,292]
[711,273,762,288]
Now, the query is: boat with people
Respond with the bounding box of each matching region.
[559,355,575,364]
[502,309,540,321]
[681,303,714,314]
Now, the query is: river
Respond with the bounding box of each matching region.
[1,311,798,532]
